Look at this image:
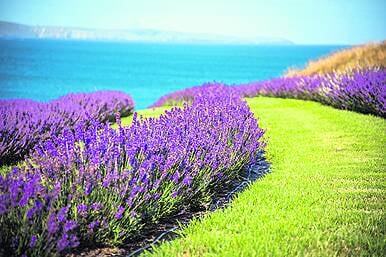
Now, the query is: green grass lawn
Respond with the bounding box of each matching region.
[117,106,175,127]
[135,97,386,256]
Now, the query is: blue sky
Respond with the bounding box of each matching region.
[0,0,385,44]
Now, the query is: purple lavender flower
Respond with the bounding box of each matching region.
[47,213,59,234]
[57,234,69,251]
[182,175,193,186]
[84,183,92,195]
[29,235,38,248]
[88,220,100,231]
[19,175,40,207]
[172,171,180,183]
[70,235,80,248]
[26,207,36,220]
[114,206,125,220]
[171,191,178,198]
[57,206,69,223]
[51,182,61,200]
[64,220,77,232]
[24,199,43,221]
[0,202,6,215]
[90,202,104,211]
[34,200,43,211]
[152,192,162,200]
[77,203,88,216]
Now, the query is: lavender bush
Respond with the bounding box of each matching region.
[150,82,228,107]
[0,91,134,165]
[152,68,386,117]
[0,91,265,256]
[239,68,386,117]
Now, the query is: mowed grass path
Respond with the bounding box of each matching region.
[132,97,386,256]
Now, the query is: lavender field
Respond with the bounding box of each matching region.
[0,66,385,256]
[0,91,134,166]
[152,68,386,118]
[1,0,385,255]
[0,88,265,256]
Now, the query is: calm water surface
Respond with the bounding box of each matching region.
[0,39,347,109]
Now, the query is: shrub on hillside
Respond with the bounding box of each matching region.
[0,91,135,165]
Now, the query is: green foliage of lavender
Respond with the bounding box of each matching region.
[0,91,135,166]
[152,68,386,118]
[0,92,264,256]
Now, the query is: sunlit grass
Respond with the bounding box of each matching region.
[141,96,386,256]
[286,41,386,76]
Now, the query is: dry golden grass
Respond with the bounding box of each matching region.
[285,41,386,77]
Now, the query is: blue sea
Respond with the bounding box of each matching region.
[0,39,346,109]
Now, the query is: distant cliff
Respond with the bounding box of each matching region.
[0,21,294,45]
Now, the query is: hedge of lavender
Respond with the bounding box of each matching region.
[0,91,134,166]
[0,91,265,256]
[152,68,386,118]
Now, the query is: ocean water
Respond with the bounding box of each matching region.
[0,39,346,109]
